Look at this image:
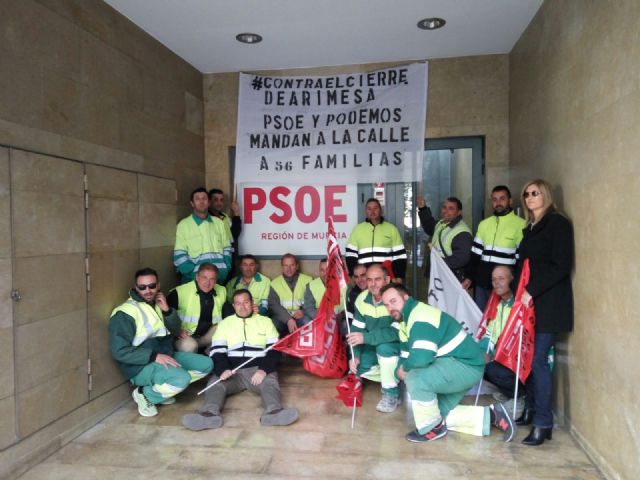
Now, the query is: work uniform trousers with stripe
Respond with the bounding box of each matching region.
[357,342,400,397]
[131,352,213,404]
[405,357,483,434]
[200,366,282,416]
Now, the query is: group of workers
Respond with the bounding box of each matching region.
[109,179,573,447]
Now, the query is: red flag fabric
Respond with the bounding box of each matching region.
[274,318,325,357]
[303,311,347,378]
[335,373,363,407]
[273,218,348,378]
[493,259,536,382]
[382,260,395,280]
[474,291,501,342]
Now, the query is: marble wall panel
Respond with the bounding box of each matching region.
[87,250,139,398]
[139,246,177,292]
[86,164,138,201]
[18,365,88,438]
[0,395,17,450]
[12,253,86,327]
[142,74,185,122]
[0,0,204,473]
[185,92,204,136]
[137,174,176,205]
[0,325,15,400]
[11,190,85,257]
[0,148,10,259]
[16,310,87,392]
[10,149,83,197]
[88,250,139,312]
[88,198,139,253]
[510,2,640,478]
[0,43,45,130]
[139,203,176,249]
[79,30,144,110]
[11,150,85,258]
[3,0,81,81]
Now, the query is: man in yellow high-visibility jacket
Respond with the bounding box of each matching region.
[181,289,299,431]
[174,187,232,284]
[463,186,525,310]
[418,196,472,282]
[268,253,312,336]
[226,254,271,316]
[168,263,233,353]
[109,268,212,418]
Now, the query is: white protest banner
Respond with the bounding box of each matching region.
[239,184,358,256]
[427,249,482,336]
[235,63,428,185]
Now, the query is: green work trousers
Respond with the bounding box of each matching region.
[130,351,213,404]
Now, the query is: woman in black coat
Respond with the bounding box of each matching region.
[516,179,574,446]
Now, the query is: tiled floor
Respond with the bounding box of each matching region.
[20,359,603,479]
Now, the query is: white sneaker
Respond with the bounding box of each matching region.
[376,394,401,413]
[132,388,158,417]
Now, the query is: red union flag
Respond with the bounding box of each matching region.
[493,259,536,382]
[274,218,348,377]
[335,373,363,407]
[474,291,501,342]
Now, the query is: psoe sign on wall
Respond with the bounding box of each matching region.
[239,184,358,257]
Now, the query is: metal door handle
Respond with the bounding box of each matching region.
[10,289,21,302]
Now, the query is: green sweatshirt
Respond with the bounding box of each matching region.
[351,290,400,358]
[399,297,484,372]
[108,289,181,380]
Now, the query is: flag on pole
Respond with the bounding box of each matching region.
[274,218,348,378]
[427,249,482,336]
[474,291,501,342]
[335,373,363,407]
[493,259,536,382]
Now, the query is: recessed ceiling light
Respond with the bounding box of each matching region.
[236,32,262,44]
[417,18,446,30]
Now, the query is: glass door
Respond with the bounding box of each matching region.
[357,137,484,300]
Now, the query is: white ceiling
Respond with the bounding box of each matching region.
[104,0,542,74]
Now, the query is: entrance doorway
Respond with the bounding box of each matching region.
[356,136,484,299]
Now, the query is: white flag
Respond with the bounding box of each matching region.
[427,249,482,336]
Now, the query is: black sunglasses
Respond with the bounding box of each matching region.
[523,191,542,198]
[136,283,157,291]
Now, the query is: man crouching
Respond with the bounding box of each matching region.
[181,289,299,430]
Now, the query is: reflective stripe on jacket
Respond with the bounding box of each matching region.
[432,219,472,258]
[471,211,525,265]
[111,298,168,346]
[271,273,312,315]
[172,280,227,334]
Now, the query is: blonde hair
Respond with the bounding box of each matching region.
[521,179,557,224]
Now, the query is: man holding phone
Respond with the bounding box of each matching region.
[109,267,213,417]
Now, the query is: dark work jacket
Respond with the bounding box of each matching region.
[517,211,574,333]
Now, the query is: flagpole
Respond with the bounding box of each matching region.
[474,338,493,406]
[512,322,524,419]
[197,343,278,395]
[342,282,358,429]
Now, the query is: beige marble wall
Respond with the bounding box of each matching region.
[204,55,509,274]
[0,148,16,450]
[0,0,204,205]
[0,0,202,476]
[510,2,640,479]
